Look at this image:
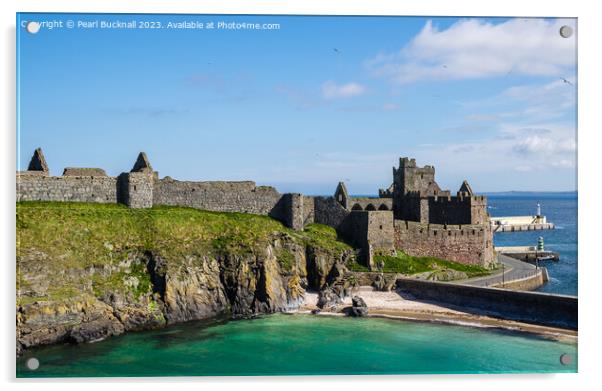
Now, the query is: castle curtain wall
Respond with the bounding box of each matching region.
[16,174,118,203]
[393,220,495,267]
[151,179,283,215]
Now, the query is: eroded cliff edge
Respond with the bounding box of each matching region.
[17,202,356,355]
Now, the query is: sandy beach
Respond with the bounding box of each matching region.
[297,287,577,343]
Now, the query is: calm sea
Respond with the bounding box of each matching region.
[17,314,576,377]
[488,193,578,296]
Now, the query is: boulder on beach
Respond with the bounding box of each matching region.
[348,295,368,317]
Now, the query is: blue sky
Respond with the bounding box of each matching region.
[17,14,577,194]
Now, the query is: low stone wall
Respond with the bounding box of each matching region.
[394,220,495,267]
[491,268,547,291]
[396,277,577,330]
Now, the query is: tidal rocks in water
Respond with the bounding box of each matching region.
[68,317,125,344]
[17,297,125,350]
[348,295,368,317]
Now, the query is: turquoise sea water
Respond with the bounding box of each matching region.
[17,314,577,377]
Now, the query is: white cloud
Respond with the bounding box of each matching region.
[414,122,576,180]
[322,81,366,99]
[513,134,576,155]
[368,18,576,84]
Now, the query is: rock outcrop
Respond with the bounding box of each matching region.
[17,236,352,355]
[16,202,358,355]
[348,296,368,317]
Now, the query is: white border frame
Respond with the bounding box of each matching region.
[2,1,600,390]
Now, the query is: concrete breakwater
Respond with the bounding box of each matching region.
[396,278,577,330]
[491,216,554,232]
[497,246,560,263]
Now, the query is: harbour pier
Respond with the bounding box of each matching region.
[496,245,560,263]
[490,203,555,232]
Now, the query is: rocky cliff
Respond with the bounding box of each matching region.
[17,202,355,355]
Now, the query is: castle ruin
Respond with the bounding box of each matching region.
[17,149,495,268]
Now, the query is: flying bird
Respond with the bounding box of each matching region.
[442,64,447,69]
[333,48,341,54]
[560,77,573,86]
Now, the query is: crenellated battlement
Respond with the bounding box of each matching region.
[394,219,494,267]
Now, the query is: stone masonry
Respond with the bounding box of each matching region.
[16,149,493,267]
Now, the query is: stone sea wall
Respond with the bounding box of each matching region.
[396,277,577,330]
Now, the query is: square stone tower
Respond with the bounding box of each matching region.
[118,152,155,208]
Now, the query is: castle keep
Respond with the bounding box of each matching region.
[17,149,494,268]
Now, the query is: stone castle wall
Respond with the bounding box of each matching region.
[119,172,154,209]
[339,211,394,252]
[393,220,495,267]
[16,149,495,268]
[312,196,349,229]
[302,196,315,226]
[347,197,393,211]
[427,196,472,225]
[152,178,283,215]
[17,174,118,204]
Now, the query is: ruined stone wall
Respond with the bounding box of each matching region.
[338,211,394,252]
[152,179,283,216]
[394,193,423,221]
[393,220,495,267]
[281,193,304,231]
[427,195,488,225]
[469,196,489,225]
[366,211,395,250]
[118,172,154,209]
[313,196,349,229]
[16,173,305,229]
[62,168,107,177]
[428,196,472,225]
[16,174,118,203]
[302,196,315,225]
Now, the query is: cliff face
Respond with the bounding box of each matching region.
[16,203,354,354]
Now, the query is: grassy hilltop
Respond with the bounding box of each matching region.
[17,201,489,306]
[16,202,352,304]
